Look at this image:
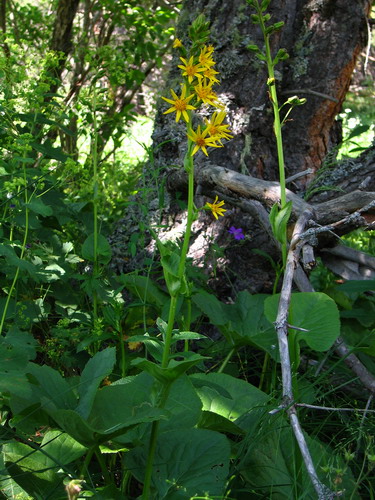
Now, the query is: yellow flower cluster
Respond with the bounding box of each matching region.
[163,38,231,220]
[162,42,233,158]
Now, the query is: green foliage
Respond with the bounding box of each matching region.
[0,3,374,500]
[126,428,231,500]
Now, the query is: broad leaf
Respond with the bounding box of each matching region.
[26,363,77,412]
[76,347,116,419]
[126,428,230,499]
[3,441,65,499]
[193,291,279,358]
[81,233,112,264]
[239,422,359,499]
[0,330,37,398]
[132,352,207,383]
[41,430,87,467]
[265,292,340,351]
[25,198,53,217]
[190,372,269,430]
[118,274,168,308]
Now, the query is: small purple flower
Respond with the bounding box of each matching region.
[228,226,245,240]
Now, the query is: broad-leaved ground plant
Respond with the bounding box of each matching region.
[0,2,374,499]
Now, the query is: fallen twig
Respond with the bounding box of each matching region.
[334,338,375,394]
[295,402,375,413]
[274,208,337,499]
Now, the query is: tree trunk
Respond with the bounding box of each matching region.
[49,0,80,93]
[154,0,371,184]
[111,0,374,295]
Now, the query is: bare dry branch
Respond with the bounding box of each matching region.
[334,338,375,394]
[167,165,375,233]
[273,209,337,498]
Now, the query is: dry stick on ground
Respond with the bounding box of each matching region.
[274,209,338,500]
[334,338,375,394]
[167,165,375,234]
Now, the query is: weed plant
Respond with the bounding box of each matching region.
[0,2,374,500]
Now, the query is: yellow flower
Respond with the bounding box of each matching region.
[194,79,220,106]
[203,66,220,85]
[205,195,227,219]
[204,111,233,142]
[162,84,196,123]
[188,125,222,156]
[199,45,216,69]
[178,56,205,83]
[173,38,183,48]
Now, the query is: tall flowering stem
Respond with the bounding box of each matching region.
[160,145,194,368]
[142,16,233,499]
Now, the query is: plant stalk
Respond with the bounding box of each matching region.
[141,384,171,500]
[257,2,288,265]
[161,146,195,368]
[92,86,99,321]
[0,165,30,335]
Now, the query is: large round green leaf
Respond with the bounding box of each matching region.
[265,292,340,351]
[126,428,230,499]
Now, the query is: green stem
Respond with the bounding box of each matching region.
[141,384,171,500]
[184,297,192,352]
[142,420,160,500]
[95,446,112,484]
[218,347,236,374]
[0,166,30,336]
[177,150,195,278]
[119,329,126,377]
[121,470,132,495]
[259,352,270,391]
[161,294,178,368]
[160,146,195,369]
[144,141,195,498]
[92,87,99,321]
[263,39,286,209]
[80,447,95,479]
[257,2,288,266]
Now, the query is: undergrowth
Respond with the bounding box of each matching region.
[0,2,374,500]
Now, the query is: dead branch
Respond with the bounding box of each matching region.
[295,402,375,413]
[167,164,375,233]
[273,208,337,499]
[320,243,375,280]
[334,338,375,394]
[313,192,375,227]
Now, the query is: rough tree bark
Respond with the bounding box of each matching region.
[48,0,80,94]
[111,0,374,295]
[154,0,372,182]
